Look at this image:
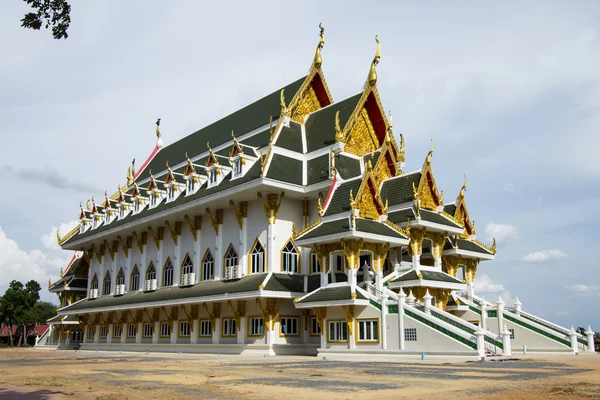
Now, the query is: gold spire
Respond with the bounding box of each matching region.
[425,138,434,165]
[156,118,161,139]
[126,166,132,186]
[460,174,467,198]
[313,23,325,69]
[131,158,136,179]
[368,35,381,87]
[399,133,405,158]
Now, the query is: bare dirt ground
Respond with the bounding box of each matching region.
[0,349,599,400]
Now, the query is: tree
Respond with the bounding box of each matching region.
[20,0,72,40]
[29,301,58,324]
[0,280,41,346]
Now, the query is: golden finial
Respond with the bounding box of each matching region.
[206,141,212,152]
[86,199,91,211]
[492,238,497,254]
[367,159,373,171]
[368,35,381,87]
[291,221,298,238]
[60,267,63,276]
[383,199,389,215]
[425,138,434,165]
[156,118,161,139]
[166,160,169,168]
[126,166,132,185]
[400,133,405,154]
[48,278,51,288]
[231,129,236,141]
[349,189,356,209]
[131,158,136,178]
[334,110,344,142]
[280,89,289,116]
[317,197,324,216]
[388,110,393,131]
[460,174,467,198]
[330,150,337,176]
[313,23,325,69]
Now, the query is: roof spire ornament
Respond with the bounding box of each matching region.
[155,118,164,148]
[425,138,434,165]
[334,110,344,142]
[368,35,381,87]
[280,89,290,117]
[460,174,467,198]
[126,166,133,186]
[313,23,325,69]
[131,158,136,179]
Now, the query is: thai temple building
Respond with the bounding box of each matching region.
[41,27,595,358]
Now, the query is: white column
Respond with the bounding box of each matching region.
[239,216,247,278]
[381,293,388,350]
[468,282,475,299]
[398,291,406,350]
[320,321,327,349]
[501,324,512,356]
[212,318,220,344]
[475,326,486,359]
[237,317,246,345]
[514,298,522,316]
[121,323,126,344]
[170,321,177,344]
[82,326,88,344]
[348,319,356,351]
[569,326,579,354]
[480,296,487,331]
[156,246,163,286]
[423,290,432,314]
[190,320,198,344]
[215,226,223,280]
[125,251,132,292]
[106,325,113,344]
[136,322,142,344]
[94,325,99,344]
[586,326,595,353]
[375,271,383,292]
[152,322,159,344]
[320,255,328,287]
[194,233,201,284]
[496,297,505,335]
[173,241,182,286]
[267,223,275,273]
[140,245,147,290]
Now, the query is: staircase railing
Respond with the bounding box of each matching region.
[515,310,587,346]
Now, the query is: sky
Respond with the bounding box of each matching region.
[0,1,599,329]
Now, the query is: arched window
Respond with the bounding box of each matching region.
[310,250,321,274]
[282,241,299,274]
[250,239,265,274]
[224,245,238,279]
[90,274,98,290]
[103,271,112,295]
[163,258,174,287]
[146,262,156,281]
[130,265,140,291]
[116,268,125,286]
[202,250,214,281]
[181,254,193,284]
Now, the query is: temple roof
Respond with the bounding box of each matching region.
[391,269,464,284]
[295,217,407,243]
[380,171,421,207]
[295,285,366,305]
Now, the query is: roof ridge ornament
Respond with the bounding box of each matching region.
[313,23,325,69]
[425,138,434,166]
[460,174,467,198]
[368,35,381,87]
[156,118,164,148]
[334,110,344,142]
[280,89,290,117]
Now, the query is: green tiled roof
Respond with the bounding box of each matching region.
[265,154,303,186]
[391,269,464,284]
[304,94,361,152]
[297,219,349,240]
[239,128,271,149]
[387,208,415,225]
[363,150,380,167]
[307,154,329,185]
[297,285,365,304]
[380,172,421,206]
[419,209,462,228]
[275,121,303,153]
[263,273,305,293]
[444,204,457,216]
[296,217,407,241]
[323,179,362,217]
[336,154,361,179]
[60,273,270,313]
[456,239,493,255]
[67,278,88,289]
[66,161,263,244]
[137,76,307,182]
[356,219,407,239]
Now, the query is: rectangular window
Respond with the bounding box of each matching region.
[310,317,321,336]
[233,158,242,177]
[336,255,343,272]
[328,321,348,342]
[203,259,214,280]
[222,319,237,336]
[134,199,140,213]
[311,253,320,274]
[249,317,264,337]
[160,322,172,337]
[509,328,515,340]
[143,323,153,338]
[199,320,212,337]
[179,321,190,337]
[280,317,299,336]
[167,186,175,200]
[100,325,107,339]
[405,328,417,341]
[187,178,195,192]
[113,324,121,338]
[127,324,137,338]
[71,331,83,342]
[87,326,94,339]
[119,206,125,219]
[209,169,217,184]
[357,320,379,342]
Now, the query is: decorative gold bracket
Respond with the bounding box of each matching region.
[132,231,147,253]
[342,305,355,336]
[118,236,132,257]
[92,244,105,264]
[257,192,285,224]
[229,200,248,230]
[128,309,143,323]
[313,307,327,334]
[203,303,220,332]
[148,226,164,250]
[181,304,199,325]
[205,208,223,235]
[184,215,201,241]
[227,300,246,332]
[165,221,182,245]
[256,298,280,331]
[105,239,116,262]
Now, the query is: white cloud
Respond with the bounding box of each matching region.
[565,284,600,297]
[40,220,79,252]
[523,249,568,263]
[504,184,516,193]
[0,226,70,298]
[483,223,518,246]
[474,274,515,304]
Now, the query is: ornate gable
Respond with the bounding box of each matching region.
[230,131,243,158]
[413,141,443,211]
[147,172,157,192]
[184,153,196,177]
[351,161,387,220]
[454,176,475,238]
[206,143,218,168]
[164,162,176,186]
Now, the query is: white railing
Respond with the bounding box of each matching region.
[225,266,238,280]
[181,273,195,286]
[144,279,157,291]
[89,288,98,299]
[114,284,125,296]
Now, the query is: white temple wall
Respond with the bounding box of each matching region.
[402,315,475,353]
[486,317,571,352]
[273,199,303,273]
[246,201,268,275]
[221,207,241,278]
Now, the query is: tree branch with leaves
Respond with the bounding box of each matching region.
[21,0,72,40]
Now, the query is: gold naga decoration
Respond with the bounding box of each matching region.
[341,238,363,270]
[294,219,322,240]
[313,307,327,334]
[202,303,220,332]
[256,298,280,331]
[342,305,355,336]
[408,227,426,257]
[412,138,443,211]
[257,192,284,224]
[280,89,290,117]
[180,304,199,326]
[117,235,132,257]
[184,214,201,241]
[128,309,143,323]
[335,110,344,142]
[148,226,164,250]
[205,208,223,235]
[132,231,147,253]
[227,300,246,332]
[368,35,381,87]
[165,221,182,245]
[302,199,310,228]
[56,224,80,246]
[230,201,248,230]
[425,231,447,260]
[144,307,160,324]
[161,306,179,330]
[91,243,105,263]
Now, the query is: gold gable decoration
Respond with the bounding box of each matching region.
[344,107,379,156]
[412,139,442,211]
[352,161,386,220]
[453,175,475,238]
[291,85,321,123]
